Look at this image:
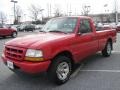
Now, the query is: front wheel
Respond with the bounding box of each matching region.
[11,32,17,38]
[102,41,112,57]
[48,56,72,85]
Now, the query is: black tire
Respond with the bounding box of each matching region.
[48,56,72,85]
[11,32,17,38]
[2,36,6,38]
[102,41,112,57]
[10,68,22,74]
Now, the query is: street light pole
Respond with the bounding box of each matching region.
[24,14,26,22]
[114,0,118,24]
[11,0,18,24]
[69,11,72,16]
[40,9,44,22]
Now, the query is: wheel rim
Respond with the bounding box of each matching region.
[13,32,17,37]
[107,43,111,54]
[56,62,70,80]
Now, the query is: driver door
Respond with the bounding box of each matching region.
[73,19,98,62]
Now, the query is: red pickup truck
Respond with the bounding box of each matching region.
[1,16,116,84]
[0,25,17,38]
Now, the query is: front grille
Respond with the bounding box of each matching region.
[5,46,26,61]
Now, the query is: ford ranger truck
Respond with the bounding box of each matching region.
[1,16,117,85]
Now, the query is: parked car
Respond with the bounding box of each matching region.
[18,24,35,32]
[17,24,26,31]
[116,23,120,32]
[24,24,35,32]
[109,22,117,29]
[0,24,17,38]
[102,25,112,30]
[12,25,21,31]
[35,24,44,29]
[95,23,103,31]
[1,16,117,85]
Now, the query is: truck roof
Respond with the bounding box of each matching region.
[54,16,91,19]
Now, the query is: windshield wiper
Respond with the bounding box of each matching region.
[48,30,67,34]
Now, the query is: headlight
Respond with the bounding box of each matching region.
[26,49,43,57]
[25,49,44,61]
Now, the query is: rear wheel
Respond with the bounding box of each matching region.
[48,56,72,85]
[102,41,112,57]
[11,32,17,38]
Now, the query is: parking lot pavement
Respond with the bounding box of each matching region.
[113,33,120,52]
[0,32,120,90]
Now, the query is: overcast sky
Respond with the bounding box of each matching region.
[0,0,120,23]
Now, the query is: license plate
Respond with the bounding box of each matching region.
[7,61,14,69]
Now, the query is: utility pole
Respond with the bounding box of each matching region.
[67,3,72,16]
[69,11,72,16]
[40,9,44,22]
[9,15,13,24]
[47,3,50,17]
[11,0,18,24]
[114,0,118,24]
[74,8,77,16]
[49,4,51,17]
[24,14,26,22]
[67,3,68,16]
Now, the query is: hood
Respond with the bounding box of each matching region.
[6,33,73,49]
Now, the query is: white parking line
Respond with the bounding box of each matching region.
[112,51,120,54]
[71,69,120,78]
[71,51,120,78]
[80,70,120,73]
[71,63,84,78]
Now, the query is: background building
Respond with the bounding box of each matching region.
[89,13,120,23]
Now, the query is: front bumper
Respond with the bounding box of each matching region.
[1,56,51,74]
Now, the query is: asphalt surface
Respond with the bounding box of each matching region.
[0,31,120,90]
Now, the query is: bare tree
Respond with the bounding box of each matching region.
[81,5,91,16]
[0,11,7,24]
[29,4,43,21]
[54,7,63,17]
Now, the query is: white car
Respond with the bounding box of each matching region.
[109,22,117,29]
[35,24,44,29]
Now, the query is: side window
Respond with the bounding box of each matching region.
[79,19,92,33]
[0,24,3,28]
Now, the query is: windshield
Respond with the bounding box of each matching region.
[42,17,77,33]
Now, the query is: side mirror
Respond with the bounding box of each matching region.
[76,27,82,36]
[76,32,82,36]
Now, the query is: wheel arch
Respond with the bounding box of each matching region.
[48,50,75,71]
[107,38,113,50]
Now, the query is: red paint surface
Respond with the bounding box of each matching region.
[1,16,117,74]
